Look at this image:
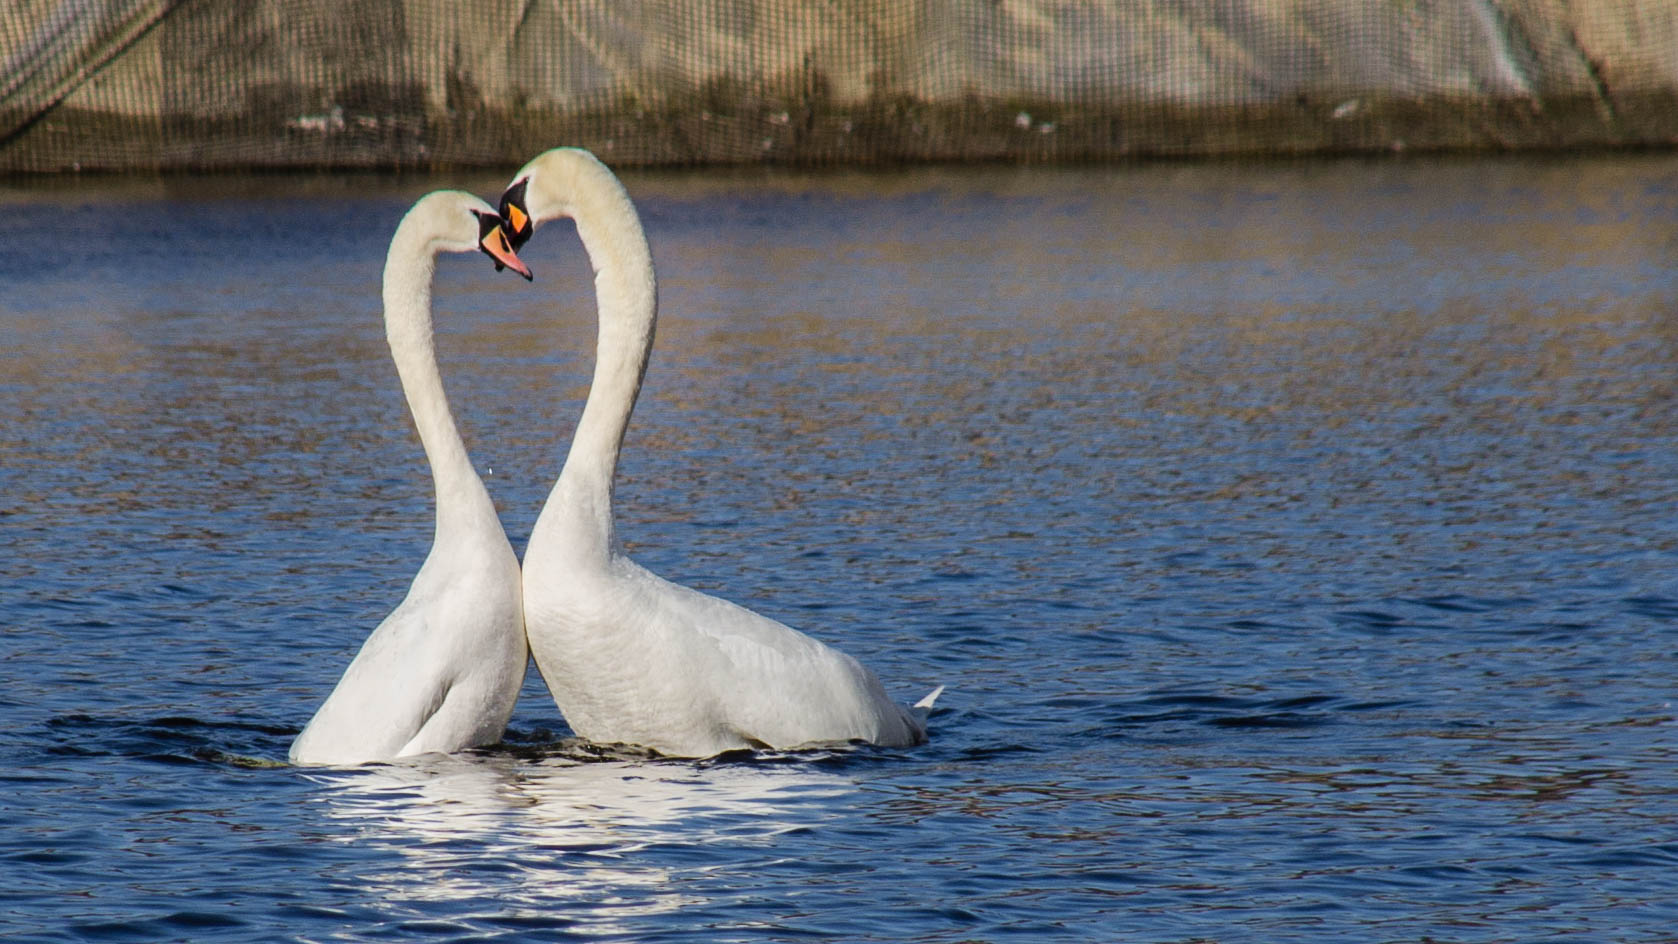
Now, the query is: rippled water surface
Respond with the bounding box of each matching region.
[3,155,1678,942]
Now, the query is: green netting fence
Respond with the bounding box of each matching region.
[3,0,1676,172]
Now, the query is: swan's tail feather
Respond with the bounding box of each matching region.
[905,685,946,743]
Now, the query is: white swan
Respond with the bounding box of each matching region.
[290,190,534,766]
[500,148,941,757]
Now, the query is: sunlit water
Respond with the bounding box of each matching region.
[3,154,1677,942]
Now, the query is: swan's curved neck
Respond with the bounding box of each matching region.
[383,236,496,541]
[548,166,658,559]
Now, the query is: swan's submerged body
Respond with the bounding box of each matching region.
[290,191,530,766]
[506,148,939,757]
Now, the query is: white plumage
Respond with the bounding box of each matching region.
[290,191,530,766]
[504,148,941,757]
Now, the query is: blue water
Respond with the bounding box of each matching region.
[3,154,1678,942]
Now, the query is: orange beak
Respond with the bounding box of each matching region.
[477,214,533,281]
[505,200,529,245]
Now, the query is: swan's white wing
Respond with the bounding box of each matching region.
[624,563,922,750]
[289,595,451,765]
[291,550,523,765]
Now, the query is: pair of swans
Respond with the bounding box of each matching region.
[290,149,940,765]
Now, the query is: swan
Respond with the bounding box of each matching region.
[499,147,941,757]
[289,190,534,766]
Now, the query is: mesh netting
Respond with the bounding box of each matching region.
[3,0,1676,172]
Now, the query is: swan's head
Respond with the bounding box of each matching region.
[474,208,533,281]
[498,177,535,251]
[409,190,532,280]
[498,147,617,251]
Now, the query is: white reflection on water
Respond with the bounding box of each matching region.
[307,751,855,922]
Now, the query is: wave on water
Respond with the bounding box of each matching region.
[30,710,949,774]
[41,713,296,768]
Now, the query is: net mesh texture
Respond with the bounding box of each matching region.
[3,0,1676,172]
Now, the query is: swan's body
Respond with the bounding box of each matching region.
[290,191,532,766]
[503,148,940,757]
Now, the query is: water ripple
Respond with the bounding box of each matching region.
[5,156,1678,941]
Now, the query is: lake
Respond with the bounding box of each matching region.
[2,152,1677,942]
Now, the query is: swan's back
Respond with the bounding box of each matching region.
[525,555,921,756]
